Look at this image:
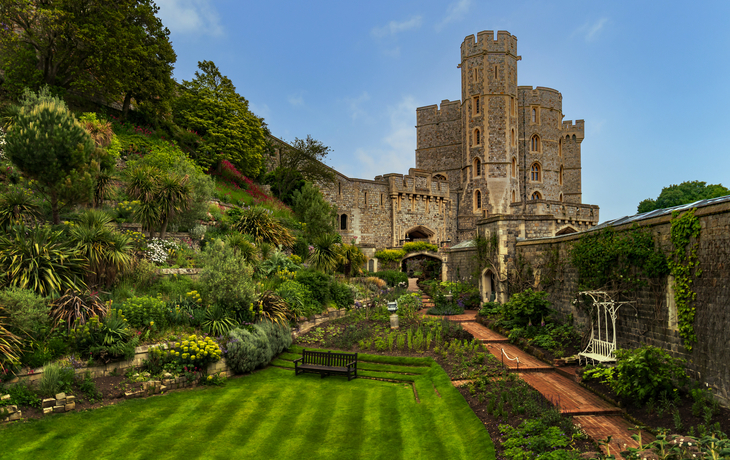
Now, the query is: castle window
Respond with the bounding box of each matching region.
[530,163,541,182]
[473,68,478,81]
[434,174,446,181]
[510,97,515,116]
[474,96,480,115]
[559,138,563,156]
[474,158,481,177]
[380,193,383,206]
[531,191,542,200]
[511,157,516,178]
[475,190,482,210]
[531,108,537,123]
[494,65,498,79]
[512,190,516,202]
[530,134,540,152]
[340,214,348,230]
[559,193,564,202]
[474,129,481,146]
[572,134,576,141]
[363,191,368,205]
[510,128,515,146]
[559,166,564,186]
[338,182,341,196]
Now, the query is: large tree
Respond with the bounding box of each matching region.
[172,60,267,176]
[265,135,336,205]
[0,0,175,104]
[637,181,730,213]
[5,91,96,224]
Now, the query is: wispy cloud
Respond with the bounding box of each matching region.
[371,16,423,38]
[436,0,472,31]
[288,93,305,107]
[343,92,371,121]
[573,17,609,42]
[346,96,418,179]
[155,0,224,37]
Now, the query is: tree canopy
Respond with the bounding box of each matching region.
[0,0,176,104]
[637,181,730,213]
[172,60,267,176]
[265,135,335,205]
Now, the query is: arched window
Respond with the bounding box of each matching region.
[559,166,564,186]
[531,191,542,200]
[474,96,480,115]
[433,174,447,181]
[474,129,481,146]
[572,134,576,141]
[340,214,347,230]
[474,158,481,177]
[559,138,563,156]
[475,190,482,209]
[531,108,537,123]
[510,128,515,146]
[559,193,564,202]
[530,163,541,182]
[511,190,516,202]
[530,135,540,152]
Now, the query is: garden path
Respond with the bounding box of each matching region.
[417,292,651,459]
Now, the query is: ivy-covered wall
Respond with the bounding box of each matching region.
[515,200,730,407]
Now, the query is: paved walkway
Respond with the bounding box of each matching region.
[414,292,650,459]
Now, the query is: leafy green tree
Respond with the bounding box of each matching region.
[291,182,337,241]
[172,60,267,175]
[337,241,368,278]
[265,136,335,204]
[124,165,191,238]
[637,181,730,213]
[5,94,96,224]
[0,0,175,104]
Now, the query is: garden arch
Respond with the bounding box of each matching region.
[401,252,443,281]
[481,268,497,303]
[577,291,635,365]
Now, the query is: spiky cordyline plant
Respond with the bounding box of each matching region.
[0,308,22,374]
[308,233,340,273]
[50,290,108,331]
[0,224,86,296]
[254,291,291,325]
[0,186,40,229]
[234,206,295,248]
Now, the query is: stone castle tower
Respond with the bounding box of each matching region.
[311,30,599,276]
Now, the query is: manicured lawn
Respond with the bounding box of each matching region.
[0,353,494,460]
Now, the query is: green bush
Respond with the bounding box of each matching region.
[199,241,256,322]
[395,292,422,322]
[275,280,321,318]
[37,362,75,397]
[374,270,408,287]
[226,321,291,375]
[295,269,331,306]
[401,242,438,253]
[0,381,41,407]
[611,345,688,404]
[147,334,222,373]
[71,311,138,363]
[502,289,552,328]
[0,287,51,339]
[117,295,167,329]
[330,281,355,310]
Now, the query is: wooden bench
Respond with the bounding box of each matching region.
[294,350,358,381]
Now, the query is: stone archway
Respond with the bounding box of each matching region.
[404,225,436,243]
[401,252,443,281]
[481,268,497,303]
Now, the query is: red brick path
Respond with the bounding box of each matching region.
[413,292,652,459]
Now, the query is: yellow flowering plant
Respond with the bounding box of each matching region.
[147,334,223,373]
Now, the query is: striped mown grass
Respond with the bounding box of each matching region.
[0,353,494,460]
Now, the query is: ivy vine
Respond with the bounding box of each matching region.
[668,208,701,351]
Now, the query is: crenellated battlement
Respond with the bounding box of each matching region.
[461,30,518,58]
[562,119,585,135]
[518,86,562,111]
[416,99,461,125]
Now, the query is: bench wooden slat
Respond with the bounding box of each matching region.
[295,350,358,381]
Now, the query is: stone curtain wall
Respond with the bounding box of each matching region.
[515,200,730,407]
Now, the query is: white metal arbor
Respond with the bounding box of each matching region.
[577,291,634,365]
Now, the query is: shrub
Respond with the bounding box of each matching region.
[257,320,292,355]
[330,281,355,310]
[71,311,138,363]
[37,362,75,397]
[0,287,51,338]
[295,269,331,306]
[373,249,405,269]
[117,295,167,329]
[0,381,40,407]
[275,279,320,318]
[0,307,22,374]
[147,334,222,373]
[234,206,294,247]
[50,290,108,331]
[395,292,422,322]
[201,304,237,337]
[401,241,438,253]
[502,289,552,328]
[199,241,256,323]
[226,324,273,374]
[374,270,408,287]
[611,345,688,404]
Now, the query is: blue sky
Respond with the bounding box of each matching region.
[155,0,730,223]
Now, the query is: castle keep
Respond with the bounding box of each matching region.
[319,30,599,295]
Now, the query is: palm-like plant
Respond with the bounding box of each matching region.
[157,173,191,238]
[338,242,368,278]
[125,166,161,236]
[254,291,291,325]
[202,304,237,336]
[69,209,133,288]
[225,232,258,263]
[50,290,109,330]
[0,307,22,374]
[0,186,40,229]
[0,224,86,296]
[308,233,341,273]
[234,206,295,248]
